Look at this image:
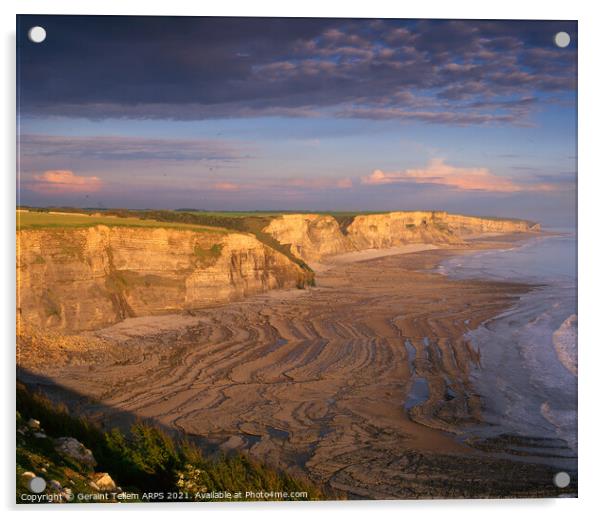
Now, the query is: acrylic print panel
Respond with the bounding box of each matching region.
[16,15,577,502]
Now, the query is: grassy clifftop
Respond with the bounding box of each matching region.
[17,210,228,234]
[17,209,315,280]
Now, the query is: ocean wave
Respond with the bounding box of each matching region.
[552,314,578,377]
[541,401,577,453]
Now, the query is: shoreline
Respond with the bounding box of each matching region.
[445,234,577,466]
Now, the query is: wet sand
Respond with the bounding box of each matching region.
[18,236,576,498]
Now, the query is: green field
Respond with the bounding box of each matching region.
[183,210,385,217]
[17,211,228,234]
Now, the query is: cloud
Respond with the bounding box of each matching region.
[207,176,354,193]
[212,182,240,191]
[334,107,522,126]
[361,159,559,193]
[17,17,577,126]
[31,170,102,193]
[20,134,246,162]
[336,178,353,189]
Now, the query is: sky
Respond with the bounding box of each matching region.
[17,16,577,227]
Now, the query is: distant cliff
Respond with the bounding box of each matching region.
[263,211,539,262]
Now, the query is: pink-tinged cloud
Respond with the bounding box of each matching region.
[362,158,558,193]
[212,182,240,191]
[336,177,353,189]
[32,170,102,193]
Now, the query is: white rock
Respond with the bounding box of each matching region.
[21,471,36,479]
[33,432,47,439]
[27,418,41,430]
[92,472,117,491]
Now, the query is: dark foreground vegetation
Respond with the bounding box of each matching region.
[16,382,326,503]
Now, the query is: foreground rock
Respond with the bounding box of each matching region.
[91,472,117,491]
[53,437,97,468]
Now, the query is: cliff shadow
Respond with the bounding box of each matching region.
[16,366,224,457]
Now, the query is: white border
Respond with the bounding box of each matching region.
[2,1,600,517]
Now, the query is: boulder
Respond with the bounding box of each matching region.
[54,437,96,467]
[221,435,245,450]
[27,418,40,430]
[91,472,117,491]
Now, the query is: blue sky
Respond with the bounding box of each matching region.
[17,16,577,227]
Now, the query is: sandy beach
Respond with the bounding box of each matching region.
[311,243,440,273]
[17,236,574,498]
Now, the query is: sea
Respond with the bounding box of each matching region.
[437,231,577,461]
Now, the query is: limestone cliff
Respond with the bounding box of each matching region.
[17,212,539,332]
[260,214,355,262]
[263,211,539,262]
[17,226,308,332]
[345,211,463,250]
[443,213,540,235]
